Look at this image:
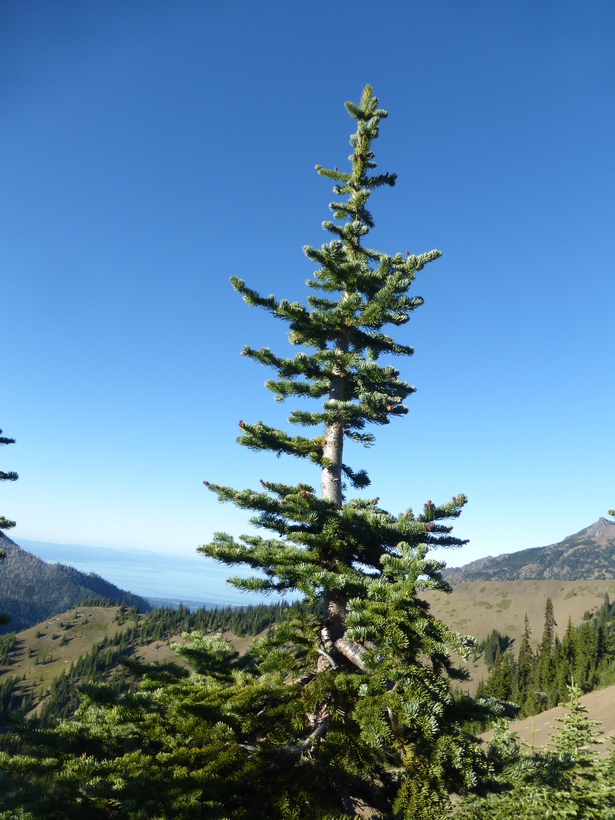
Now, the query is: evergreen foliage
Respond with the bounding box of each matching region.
[455,682,615,818]
[0,602,296,728]
[478,594,615,718]
[196,84,492,815]
[0,428,17,537]
[0,87,496,817]
[0,633,17,668]
[516,613,535,706]
[478,629,512,670]
[0,429,17,627]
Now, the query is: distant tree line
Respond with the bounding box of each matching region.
[0,599,301,730]
[478,594,615,715]
[114,599,298,640]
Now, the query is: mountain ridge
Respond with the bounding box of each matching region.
[443,517,615,584]
[0,534,151,632]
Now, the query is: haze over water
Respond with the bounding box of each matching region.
[18,539,283,609]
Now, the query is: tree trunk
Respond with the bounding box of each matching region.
[320,330,349,659]
[320,330,348,507]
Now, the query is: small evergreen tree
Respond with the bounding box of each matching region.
[575,619,600,691]
[0,428,17,625]
[0,428,17,536]
[455,681,614,819]
[555,616,577,702]
[548,680,610,818]
[516,613,535,706]
[538,596,557,698]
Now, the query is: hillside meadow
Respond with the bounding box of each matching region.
[2,606,136,706]
[0,603,285,723]
[423,579,615,644]
[481,683,615,754]
[421,579,615,695]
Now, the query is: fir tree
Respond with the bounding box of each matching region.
[482,599,615,721]
[1,87,497,819]
[197,83,489,815]
[484,645,514,701]
[0,428,17,536]
[538,596,557,697]
[516,613,535,706]
[455,682,614,819]
[548,680,610,818]
[575,619,600,691]
[0,428,17,626]
[555,616,577,702]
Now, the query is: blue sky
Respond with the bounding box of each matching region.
[2,1,614,569]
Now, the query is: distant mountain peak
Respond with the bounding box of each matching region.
[580,517,615,543]
[444,517,615,585]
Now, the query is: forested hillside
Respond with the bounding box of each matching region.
[0,535,150,633]
[478,593,615,715]
[0,600,299,729]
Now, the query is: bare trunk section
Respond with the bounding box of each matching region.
[318,592,346,671]
[320,417,344,506]
[320,329,348,506]
[319,329,349,666]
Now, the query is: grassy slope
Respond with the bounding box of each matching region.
[422,579,615,695]
[480,683,615,754]
[0,536,150,634]
[5,580,615,705]
[424,579,615,643]
[0,605,265,716]
[1,607,135,706]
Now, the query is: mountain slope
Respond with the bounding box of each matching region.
[481,682,615,754]
[443,518,615,584]
[0,535,150,632]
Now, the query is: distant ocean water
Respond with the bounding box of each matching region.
[17,539,292,609]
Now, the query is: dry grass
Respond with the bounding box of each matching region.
[1,606,269,715]
[422,580,615,695]
[481,683,615,756]
[1,606,134,701]
[423,579,615,645]
[5,583,615,707]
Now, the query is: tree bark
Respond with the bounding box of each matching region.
[320,330,349,507]
[320,329,349,660]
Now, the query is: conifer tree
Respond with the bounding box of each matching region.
[555,616,577,701]
[548,680,609,818]
[197,84,488,814]
[484,645,514,701]
[0,428,17,625]
[456,682,614,819]
[538,597,556,697]
[1,87,496,819]
[0,428,17,536]
[516,613,535,706]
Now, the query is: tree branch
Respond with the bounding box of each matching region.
[334,638,368,672]
[317,647,339,669]
[239,717,331,758]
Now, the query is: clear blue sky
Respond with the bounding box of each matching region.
[2,1,614,569]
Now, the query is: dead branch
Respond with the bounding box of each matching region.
[334,638,368,671]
